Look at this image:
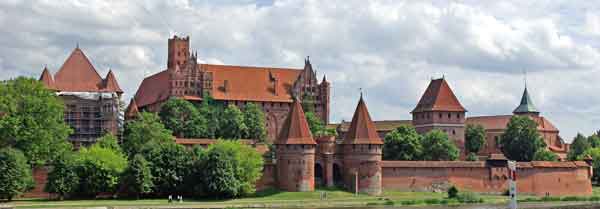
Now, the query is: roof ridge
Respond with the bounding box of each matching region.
[201,63,302,71]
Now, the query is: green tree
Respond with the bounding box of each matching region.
[533,149,559,161]
[142,142,192,195]
[466,152,478,161]
[568,133,591,160]
[96,133,121,153]
[383,125,423,160]
[199,140,264,198]
[500,116,546,162]
[74,145,127,197]
[305,111,336,137]
[198,94,221,138]
[0,148,33,200]
[0,77,73,165]
[588,134,600,148]
[121,154,153,198]
[123,112,173,158]
[421,130,459,161]
[159,98,208,138]
[583,148,600,182]
[45,154,79,200]
[465,124,486,154]
[244,103,267,142]
[219,105,248,139]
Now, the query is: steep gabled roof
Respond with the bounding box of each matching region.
[276,99,316,145]
[466,115,558,132]
[134,70,171,107]
[103,70,123,93]
[53,47,104,92]
[125,98,139,119]
[343,96,383,145]
[39,67,55,89]
[513,87,539,114]
[412,78,466,112]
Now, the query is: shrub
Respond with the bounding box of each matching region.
[456,191,483,203]
[424,198,441,204]
[589,196,600,201]
[466,152,478,161]
[384,200,395,205]
[45,154,79,200]
[448,185,459,199]
[561,196,586,201]
[0,148,34,200]
[541,196,561,201]
[400,200,419,205]
[74,145,127,197]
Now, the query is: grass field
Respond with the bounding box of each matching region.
[7,187,600,209]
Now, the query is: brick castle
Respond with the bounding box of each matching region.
[32,35,590,197]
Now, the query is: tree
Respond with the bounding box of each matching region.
[0,148,33,200]
[500,116,546,162]
[244,103,267,142]
[199,140,264,198]
[305,111,336,137]
[96,133,121,153]
[0,77,73,165]
[583,148,600,182]
[121,154,153,198]
[45,154,79,200]
[568,133,590,160]
[465,124,486,154]
[383,125,423,160]
[142,142,192,195]
[421,130,459,161]
[198,94,221,138]
[159,98,208,138]
[466,152,478,161]
[123,112,173,158]
[219,105,248,139]
[74,145,127,197]
[588,134,600,148]
[533,149,559,161]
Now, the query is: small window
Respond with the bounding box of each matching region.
[452,130,456,135]
[457,113,460,119]
[439,113,442,118]
[448,113,451,118]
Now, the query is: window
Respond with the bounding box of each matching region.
[495,136,500,148]
[452,130,456,135]
[457,113,460,119]
[439,113,442,118]
[448,113,451,118]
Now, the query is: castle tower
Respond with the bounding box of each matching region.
[167,35,190,69]
[412,78,467,153]
[513,86,539,117]
[275,99,316,192]
[342,95,383,195]
[319,75,330,124]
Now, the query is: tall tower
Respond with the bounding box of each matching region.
[275,99,316,192]
[513,86,539,117]
[342,95,383,195]
[167,35,190,69]
[412,78,467,153]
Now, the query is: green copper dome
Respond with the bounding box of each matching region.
[513,87,539,114]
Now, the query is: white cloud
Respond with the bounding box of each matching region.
[0,0,599,140]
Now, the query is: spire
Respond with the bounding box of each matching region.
[125,98,140,120]
[412,78,466,113]
[513,86,539,115]
[39,66,55,89]
[343,96,383,145]
[276,99,316,145]
[103,69,123,93]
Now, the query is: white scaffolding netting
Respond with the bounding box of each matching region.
[56,92,118,100]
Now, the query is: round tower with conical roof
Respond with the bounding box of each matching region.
[341,95,383,195]
[275,99,316,192]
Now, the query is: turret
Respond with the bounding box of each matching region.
[513,86,539,117]
[39,66,55,90]
[412,78,466,155]
[342,95,383,195]
[275,99,316,192]
[125,98,140,121]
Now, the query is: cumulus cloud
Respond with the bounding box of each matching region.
[0,0,599,141]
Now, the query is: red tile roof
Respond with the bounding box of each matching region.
[413,78,466,112]
[331,120,412,132]
[39,48,122,93]
[276,99,316,145]
[39,67,55,90]
[466,115,558,132]
[103,70,123,93]
[343,96,384,145]
[134,64,303,108]
[134,70,171,107]
[125,98,139,119]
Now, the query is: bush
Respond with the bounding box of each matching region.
[466,152,478,161]
[456,191,484,203]
[447,186,459,199]
[541,196,561,201]
[384,200,395,205]
[0,148,34,200]
[120,154,153,198]
[142,142,192,195]
[561,196,586,201]
[45,154,79,200]
[424,198,441,204]
[589,196,600,201]
[400,199,421,205]
[74,145,127,197]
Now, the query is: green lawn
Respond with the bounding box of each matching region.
[7,187,600,209]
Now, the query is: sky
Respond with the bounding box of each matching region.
[1,0,599,142]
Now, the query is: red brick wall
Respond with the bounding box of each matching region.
[22,166,51,198]
[381,161,592,196]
